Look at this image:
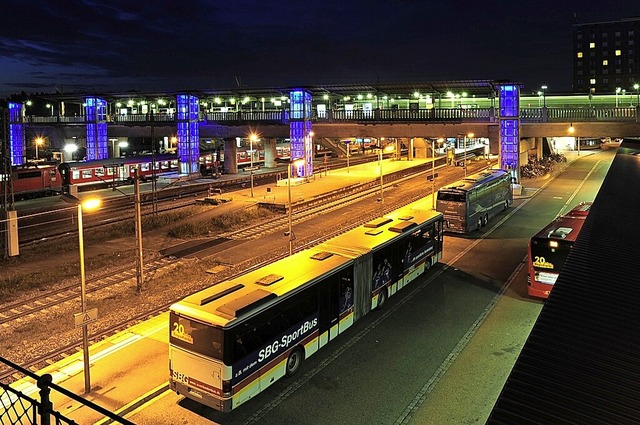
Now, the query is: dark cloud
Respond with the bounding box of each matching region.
[1,0,639,97]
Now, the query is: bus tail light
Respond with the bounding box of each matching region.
[222,379,232,396]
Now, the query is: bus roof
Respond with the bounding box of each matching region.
[170,198,443,329]
[439,169,509,193]
[564,201,592,217]
[318,199,441,257]
[531,214,588,242]
[172,247,353,328]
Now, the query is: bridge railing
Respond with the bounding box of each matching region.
[19,106,640,125]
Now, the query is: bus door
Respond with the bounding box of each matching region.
[318,274,341,347]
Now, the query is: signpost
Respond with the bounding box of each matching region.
[74,308,98,327]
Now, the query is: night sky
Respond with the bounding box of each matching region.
[1,1,639,98]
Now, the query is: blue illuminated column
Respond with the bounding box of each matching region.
[497,84,520,182]
[176,94,199,174]
[8,102,25,166]
[85,97,108,160]
[289,89,313,177]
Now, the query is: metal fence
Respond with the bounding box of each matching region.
[20,105,640,126]
[0,356,133,425]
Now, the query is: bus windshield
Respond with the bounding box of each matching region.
[437,191,466,203]
[170,312,224,360]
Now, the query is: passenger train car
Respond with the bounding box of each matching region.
[58,153,178,190]
[0,163,63,200]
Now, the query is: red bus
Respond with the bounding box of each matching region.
[527,202,592,299]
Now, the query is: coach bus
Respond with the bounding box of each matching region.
[436,169,512,233]
[169,200,444,411]
[527,202,591,299]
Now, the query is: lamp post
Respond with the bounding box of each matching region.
[377,148,384,203]
[346,141,350,173]
[286,158,305,255]
[34,137,44,160]
[46,103,54,116]
[249,133,258,197]
[462,132,474,178]
[635,83,640,107]
[616,87,621,107]
[374,144,395,203]
[541,85,547,108]
[62,194,101,394]
[431,139,436,210]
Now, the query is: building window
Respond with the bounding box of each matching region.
[603,78,609,84]
[615,31,621,37]
[603,42,608,47]
[603,59,608,66]
[630,40,635,46]
[589,42,595,49]
[616,50,622,56]
[602,32,608,38]
[629,31,634,36]
[577,52,583,58]
[603,51,608,56]
[590,78,596,85]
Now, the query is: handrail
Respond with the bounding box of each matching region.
[0,355,134,424]
[18,105,640,125]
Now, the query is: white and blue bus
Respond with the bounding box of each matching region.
[169,200,444,412]
[436,169,512,233]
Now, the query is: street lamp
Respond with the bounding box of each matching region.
[285,158,305,255]
[634,83,640,107]
[541,85,547,108]
[462,132,474,178]
[249,133,258,197]
[34,137,44,160]
[616,87,622,107]
[373,144,395,203]
[61,194,101,394]
[46,103,54,116]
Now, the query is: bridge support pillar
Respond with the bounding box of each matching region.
[8,102,25,166]
[264,138,278,168]
[289,89,313,177]
[223,138,238,174]
[497,83,520,183]
[84,97,108,160]
[176,94,200,175]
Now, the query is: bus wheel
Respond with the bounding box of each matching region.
[286,348,304,376]
[377,288,388,309]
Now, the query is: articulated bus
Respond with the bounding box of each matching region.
[436,169,512,233]
[169,200,444,412]
[527,202,592,299]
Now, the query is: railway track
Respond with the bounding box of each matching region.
[15,156,378,246]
